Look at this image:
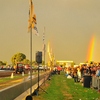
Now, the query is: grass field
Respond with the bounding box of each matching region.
[0,71,39,83]
[0,71,41,90]
[33,71,100,100]
[0,71,49,90]
[0,74,28,83]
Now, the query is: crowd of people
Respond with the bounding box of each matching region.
[51,63,100,91]
[64,64,100,78]
[63,64,100,91]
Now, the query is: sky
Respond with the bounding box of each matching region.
[0,0,100,65]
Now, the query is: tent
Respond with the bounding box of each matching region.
[57,67,62,71]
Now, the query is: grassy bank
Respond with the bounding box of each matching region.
[33,71,100,100]
[0,71,41,83]
[0,73,35,83]
[0,71,48,90]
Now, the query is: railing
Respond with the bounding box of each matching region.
[0,71,51,100]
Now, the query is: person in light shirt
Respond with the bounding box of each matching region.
[96,66,100,77]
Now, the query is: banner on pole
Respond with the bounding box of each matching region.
[28,0,39,36]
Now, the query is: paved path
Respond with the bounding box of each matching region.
[0,70,13,73]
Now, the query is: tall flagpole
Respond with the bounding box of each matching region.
[29,0,32,95]
[30,24,32,95]
[28,0,39,95]
[44,27,45,85]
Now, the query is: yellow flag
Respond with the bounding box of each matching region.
[28,0,39,36]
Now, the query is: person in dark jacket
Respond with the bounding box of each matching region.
[80,65,84,82]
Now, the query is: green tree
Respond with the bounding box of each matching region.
[11,53,26,65]
[23,59,29,65]
[28,61,37,66]
[3,61,7,65]
[32,61,36,66]
[0,61,3,66]
[41,61,44,65]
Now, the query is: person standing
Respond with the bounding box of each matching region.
[96,66,100,92]
[74,67,78,82]
[80,65,84,82]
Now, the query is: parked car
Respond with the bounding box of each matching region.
[39,65,44,70]
[25,65,30,70]
[11,66,14,70]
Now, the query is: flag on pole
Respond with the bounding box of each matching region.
[50,48,53,61]
[42,27,46,56]
[43,27,45,44]
[48,42,52,61]
[28,0,39,36]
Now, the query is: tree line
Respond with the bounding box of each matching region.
[0,53,44,66]
[0,61,7,66]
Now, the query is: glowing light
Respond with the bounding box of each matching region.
[48,42,52,61]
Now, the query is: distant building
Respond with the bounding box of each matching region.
[56,60,74,68]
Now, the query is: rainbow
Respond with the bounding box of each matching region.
[86,34,96,62]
